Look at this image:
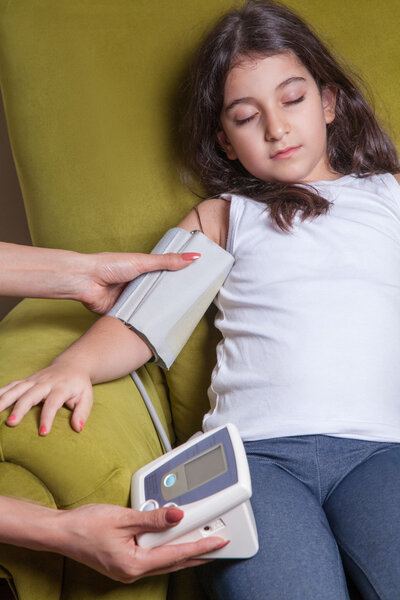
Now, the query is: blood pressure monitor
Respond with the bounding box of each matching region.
[131,423,259,559]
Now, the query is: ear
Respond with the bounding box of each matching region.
[321,85,337,125]
[216,130,238,160]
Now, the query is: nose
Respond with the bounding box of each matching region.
[264,110,289,142]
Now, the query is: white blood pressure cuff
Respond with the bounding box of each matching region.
[107,228,234,369]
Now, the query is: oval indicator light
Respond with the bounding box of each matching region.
[163,473,176,487]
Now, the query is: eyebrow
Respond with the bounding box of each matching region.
[224,76,306,112]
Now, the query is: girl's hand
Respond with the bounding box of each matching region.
[0,363,93,435]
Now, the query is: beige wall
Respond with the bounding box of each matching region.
[0,91,32,320]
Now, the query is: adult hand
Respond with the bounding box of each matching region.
[79,251,200,314]
[58,503,227,582]
[0,242,200,314]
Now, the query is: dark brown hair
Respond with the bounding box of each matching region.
[181,0,399,231]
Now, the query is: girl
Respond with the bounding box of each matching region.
[1,1,400,597]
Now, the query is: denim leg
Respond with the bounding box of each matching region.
[324,445,400,600]
[197,453,350,600]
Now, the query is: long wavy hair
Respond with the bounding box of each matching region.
[181,0,399,231]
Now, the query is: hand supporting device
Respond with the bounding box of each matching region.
[131,423,259,559]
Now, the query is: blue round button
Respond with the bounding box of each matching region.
[164,473,176,488]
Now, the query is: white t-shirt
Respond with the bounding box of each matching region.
[203,173,400,442]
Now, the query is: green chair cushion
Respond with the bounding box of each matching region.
[0,298,171,599]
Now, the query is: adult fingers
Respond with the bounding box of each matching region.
[140,557,214,578]
[131,506,184,535]
[133,536,228,577]
[95,251,202,292]
[113,252,201,281]
[149,252,201,272]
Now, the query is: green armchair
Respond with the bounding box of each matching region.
[0,1,399,599]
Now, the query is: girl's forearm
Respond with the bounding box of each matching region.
[0,242,93,301]
[52,316,153,382]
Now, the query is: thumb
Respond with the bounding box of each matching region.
[97,251,201,286]
[133,507,184,534]
[143,252,201,273]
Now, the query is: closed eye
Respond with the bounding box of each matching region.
[284,95,304,106]
[236,114,257,126]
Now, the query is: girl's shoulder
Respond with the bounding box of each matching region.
[360,172,400,200]
[177,197,230,249]
[313,172,400,204]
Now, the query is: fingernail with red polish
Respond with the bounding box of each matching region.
[39,426,47,436]
[165,507,184,524]
[181,252,201,261]
[79,420,84,431]
[7,414,16,422]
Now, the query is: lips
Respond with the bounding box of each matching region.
[270,146,301,159]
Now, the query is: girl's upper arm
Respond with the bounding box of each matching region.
[177,198,230,248]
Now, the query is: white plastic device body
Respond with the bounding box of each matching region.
[131,423,259,559]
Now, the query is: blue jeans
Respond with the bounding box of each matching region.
[197,435,400,600]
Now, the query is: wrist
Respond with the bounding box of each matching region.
[0,497,64,553]
[50,337,103,383]
[33,508,69,554]
[50,355,93,379]
[58,251,98,303]
[23,507,77,558]
[45,509,82,558]
[72,252,123,312]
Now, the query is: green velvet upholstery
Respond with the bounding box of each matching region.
[0,1,399,598]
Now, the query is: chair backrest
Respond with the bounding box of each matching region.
[1,0,399,441]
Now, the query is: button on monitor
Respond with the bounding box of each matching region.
[163,473,177,488]
[141,499,159,511]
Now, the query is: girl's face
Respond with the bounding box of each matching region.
[218,52,338,184]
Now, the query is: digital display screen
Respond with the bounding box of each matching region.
[184,444,227,490]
